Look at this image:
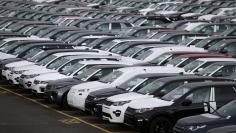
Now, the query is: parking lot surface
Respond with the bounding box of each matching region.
[0,80,137,133]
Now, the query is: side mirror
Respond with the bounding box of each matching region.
[220,49,228,54]
[197,68,203,72]
[89,76,99,81]
[182,99,192,106]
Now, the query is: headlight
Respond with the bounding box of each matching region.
[112,100,131,106]
[77,89,90,92]
[40,81,48,84]
[94,97,107,101]
[13,70,26,74]
[134,108,154,113]
[26,74,39,78]
[188,125,206,131]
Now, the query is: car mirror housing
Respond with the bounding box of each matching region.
[182,99,192,106]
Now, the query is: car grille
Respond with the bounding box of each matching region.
[20,74,26,78]
[173,124,184,133]
[103,100,113,106]
[126,107,136,115]
[86,95,95,102]
[34,80,40,84]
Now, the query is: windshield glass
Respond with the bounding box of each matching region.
[0,41,18,52]
[121,46,142,57]
[99,70,123,83]
[110,42,130,54]
[150,53,172,65]
[46,56,70,69]
[166,57,186,66]
[59,62,84,76]
[99,40,118,51]
[137,80,165,94]
[208,42,226,52]
[162,86,191,101]
[134,49,153,60]
[183,60,204,72]
[120,77,145,90]
[198,64,222,76]
[12,45,29,55]
[37,55,57,66]
[195,39,211,48]
[22,48,43,60]
[216,100,236,117]
[76,67,98,80]
[28,52,48,62]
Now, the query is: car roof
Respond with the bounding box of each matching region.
[197,58,236,62]
[157,75,231,83]
[181,81,236,89]
[178,54,228,58]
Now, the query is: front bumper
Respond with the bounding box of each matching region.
[31,83,47,94]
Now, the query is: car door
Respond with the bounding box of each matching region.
[173,86,213,120]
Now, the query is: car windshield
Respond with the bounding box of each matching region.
[46,56,70,69]
[99,40,118,51]
[119,77,146,90]
[191,25,205,33]
[162,86,191,101]
[134,49,153,60]
[0,41,18,52]
[37,55,57,66]
[208,42,226,52]
[121,46,142,57]
[28,52,48,62]
[150,53,172,65]
[151,33,166,39]
[137,80,165,94]
[216,100,236,117]
[183,60,204,72]
[22,48,43,60]
[166,57,186,66]
[59,62,84,76]
[86,38,105,48]
[110,42,130,54]
[12,45,29,55]
[99,70,123,83]
[198,64,222,76]
[195,39,211,48]
[76,67,99,80]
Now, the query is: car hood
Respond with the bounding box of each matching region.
[6,61,34,68]
[198,15,217,20]
[156,11,179,15]
[35,73,69,81]
[120,57,142,65]
[181,13,202,17]
[23,68,56,75]
[0,53,16,60]
[107,92,153,102]
[13,64,43,71]
[177,113,223,126]
[71,81,107,91]
[90,88,127,98]
[128,97,174,109]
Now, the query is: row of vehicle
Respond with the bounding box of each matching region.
[0,0,236,133]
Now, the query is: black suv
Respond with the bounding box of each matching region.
[124,81,236,133]
[174,99,236,133]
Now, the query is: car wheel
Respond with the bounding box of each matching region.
[61,94,69,109]
[149,117,173,133]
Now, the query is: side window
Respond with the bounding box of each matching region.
[133,78,156,91]
[96,23,109,31]
[217,25,227,33]
[179,58,195,67]
[201,25,214,34]
[158,81,185,96]
[215,86,236,101]
[213,65,236,77]
[111,23,121,30]
[195,62,213,72]
[185,88,211,104]
[223,43,236,55]
[229,30,236,36]
[92,68,113,79]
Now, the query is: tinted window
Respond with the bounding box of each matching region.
[215,86,236,102]
[185,87,211,103]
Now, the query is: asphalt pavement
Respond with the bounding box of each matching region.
[0,80,137,133]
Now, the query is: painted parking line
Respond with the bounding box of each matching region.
[59,118,81,124]
[0,86,113,133]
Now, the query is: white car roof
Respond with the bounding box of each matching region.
[116,66,184,73]
[78,60,125,65]
[82,35,112,39]
[52,52,103,56]
[197,58,236,62]
[3,37,48,42]
[113,39,161,43]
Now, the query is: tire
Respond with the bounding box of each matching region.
[61,94,70,109]
[149,117,173,133]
